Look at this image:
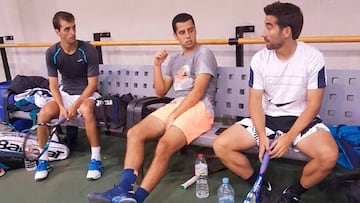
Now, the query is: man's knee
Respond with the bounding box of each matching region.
[311,145,338,169]
[213,136,228,157]
[127,125,144,142]
[38,105,57,122]
[127,116,163,141]
[321,149,338,168]
[154,138,178,160]
[37,110,48,120]
[80,101,95,119]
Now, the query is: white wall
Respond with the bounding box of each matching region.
[0,0,359,81]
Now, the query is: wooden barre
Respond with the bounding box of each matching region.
[1,36,360,48]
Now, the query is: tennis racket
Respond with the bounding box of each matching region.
[0,123,27,159]
[243,150,271,203]
[22,117,66,161]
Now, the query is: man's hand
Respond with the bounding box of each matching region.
[165,112,176,130]
[154,49,168,67]
[59,106,68,121]
[258,136,271,162]
[270,134,293,158]
[66,104,78,120]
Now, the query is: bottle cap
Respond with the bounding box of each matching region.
[222,177,229,184]
[197,153,203,158]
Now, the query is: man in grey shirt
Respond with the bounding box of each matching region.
[35,11,102,182]
[88,12,217,203]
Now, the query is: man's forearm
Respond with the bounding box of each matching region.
[286,106,320,140]
[50,86,64,109]
[250,108,267,139]
[171,89,202,118]
[72,76,99,108]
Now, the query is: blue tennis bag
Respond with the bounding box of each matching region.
[328,125,360,169]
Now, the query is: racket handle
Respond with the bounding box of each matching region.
[259,139,273,173]
[260,152,270,173]
[180,175,198,190]
[58,116,67,124]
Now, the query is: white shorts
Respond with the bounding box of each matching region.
[53,90,101,117]
[236,116,330,146]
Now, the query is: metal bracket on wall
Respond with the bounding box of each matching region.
[93,32,111,64]
[0,35,14,81]
[235,26,255,67]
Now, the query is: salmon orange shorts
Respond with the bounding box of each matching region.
[150,98,213,144]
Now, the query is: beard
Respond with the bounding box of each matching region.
[265,41,282,50]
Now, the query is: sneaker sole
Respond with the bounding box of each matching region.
[112,195,137,203]
[86,168,103,181]
[118,199,137,203]
[86,172,102,181]
[87,176,101,181]
[87,196,111,203]
[35,165,53,182]
[87,194,137,203]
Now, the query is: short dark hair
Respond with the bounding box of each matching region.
[172,13,195,33]
[264,1,303,39]
[52,11,75,30]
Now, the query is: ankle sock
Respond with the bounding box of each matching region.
[120,168,137,192]
[288,180,307,197]
[134,187,149,203]
[39,148,48,161]
[91,146,101,161]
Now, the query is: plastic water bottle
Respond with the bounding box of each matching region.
[24,159,37,171]
[195,153,209,198]
[217,177,235,203]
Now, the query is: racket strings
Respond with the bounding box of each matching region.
[23,118,66,161]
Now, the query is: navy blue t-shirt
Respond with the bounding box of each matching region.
[46,40,99,95]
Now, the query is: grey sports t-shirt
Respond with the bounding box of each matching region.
[165,45,217,116]
[46,40,99,95]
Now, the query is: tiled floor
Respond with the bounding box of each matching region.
[0,130,355,203]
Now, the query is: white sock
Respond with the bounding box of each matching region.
[91,146,101,161]
[39,148,48,161]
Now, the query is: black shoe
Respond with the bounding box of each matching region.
[259,180,272,203]
[277,187,300,203]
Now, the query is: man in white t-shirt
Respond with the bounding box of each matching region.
[213,2,338,203]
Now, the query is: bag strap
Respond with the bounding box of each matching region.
[103,96,111,131]
[96,96,110,131]
[112,95,120,125]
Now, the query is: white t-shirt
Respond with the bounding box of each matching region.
[249,41,326,117]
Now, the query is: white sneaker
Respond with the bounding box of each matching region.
[86,159,102,181]
[34,160,50,181]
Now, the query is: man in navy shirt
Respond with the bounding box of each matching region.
[35,11,102,181]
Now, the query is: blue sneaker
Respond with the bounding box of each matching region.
[87,184,137,203]
[34,160,51,181]
[86,159,103,181]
